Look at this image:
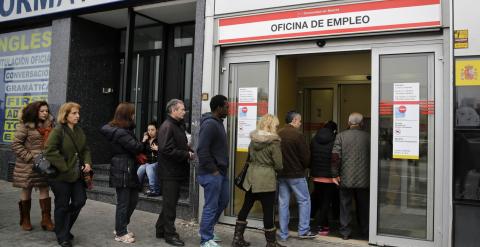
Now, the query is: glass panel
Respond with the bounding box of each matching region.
[134,25,163,51]
[304,89,334,142]
[377,54,434,240]
[227,62,269,219]
[130,55,144,137]
[184,53,193,131]
[174,24,194,47]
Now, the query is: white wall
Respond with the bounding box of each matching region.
[454,0,480,56]
[214,0,329,15]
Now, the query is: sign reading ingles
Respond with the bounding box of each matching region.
[0,0,124,23]
[218,0,442,44]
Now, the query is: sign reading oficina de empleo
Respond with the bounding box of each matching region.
[392,83,420,160]
[218,0,441,44]
[0,0,124,23]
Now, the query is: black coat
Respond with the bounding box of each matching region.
[100,124,144,188]
[143,138,158,164]
[310,127,336,178]
[157,115,190,180]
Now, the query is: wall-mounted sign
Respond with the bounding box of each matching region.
[237,87,257,152]
[454,30,469,49]
[456,59,480,86]
[0,0,124,23]
[218,0,441,44]
[0,27,51,143]
[392,83,420,160]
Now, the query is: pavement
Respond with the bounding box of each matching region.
[0,180,368,247]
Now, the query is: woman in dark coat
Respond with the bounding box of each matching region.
[44,102,92,247]
[11,101,55,231]
[100,102,143,244]
[309,121,337,235]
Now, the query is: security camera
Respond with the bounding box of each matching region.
[316,40,326,47]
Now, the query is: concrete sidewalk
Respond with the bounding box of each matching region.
[0,180,367,247]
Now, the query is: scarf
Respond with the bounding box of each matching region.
[36,127,53,146]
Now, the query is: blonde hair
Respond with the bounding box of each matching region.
[57,102,81,124]
[257,114,279,134]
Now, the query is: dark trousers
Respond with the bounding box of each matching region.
[237,190,276,229]
[156,179,182,237]
[339,188,369,237]
[50,179,87,243]
[311,182,337,229]
[115,187,139,236]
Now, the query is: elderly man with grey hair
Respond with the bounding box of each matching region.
[331,112,370,240]
[155,99,194,246]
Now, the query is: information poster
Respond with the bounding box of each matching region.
[237,87,258,152]
[392,83,420,160]
[0,27,51,143]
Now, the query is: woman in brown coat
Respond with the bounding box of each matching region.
[11,101,55,231]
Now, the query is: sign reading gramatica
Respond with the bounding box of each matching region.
[0,27,51,143]
[218,0,442,44]
[0,0,124,23]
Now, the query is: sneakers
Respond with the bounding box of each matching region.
[318,227,330,236]
[200,239,221,247]
[113,230,135,238]
[298,231,317,239]
[197,233,222,242]
[115,234,135,243]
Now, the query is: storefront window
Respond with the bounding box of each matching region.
[134,25,163,51]
[174,24,194,47]
[0,27,52,144]
[454,57,480,202]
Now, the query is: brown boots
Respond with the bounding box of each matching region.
[264,228,286,247]
[18,198,54,231]
[232,220,251,247]
[19,200,32,231]
[39,197,55,231]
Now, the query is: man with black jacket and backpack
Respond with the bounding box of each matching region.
[155,99,194,246]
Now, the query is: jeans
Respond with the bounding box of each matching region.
[115,187,139,236]
[339,188,369,237]
[238,191,276,229]
[49,179,87,243]
[198,174,230,244]
[278,178,311,240]
[137,162,160,194]
[156,179,182,238]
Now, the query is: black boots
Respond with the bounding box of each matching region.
[231,220,250,247]
[264,228,286,247]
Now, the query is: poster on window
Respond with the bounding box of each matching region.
[0,27,51,144]
[392,83,420,160]
[237,87,258,152]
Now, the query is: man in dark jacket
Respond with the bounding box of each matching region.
[197,95,229,247]
[332,112,370,240]
[155,99,194,246]
[277,111,315,241]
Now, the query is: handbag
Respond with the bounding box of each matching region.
[33,153,58,178]
[136,153,148,165]
[234,152,250,191]
[63,126,94,189]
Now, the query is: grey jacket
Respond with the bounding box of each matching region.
[331,126,370,188]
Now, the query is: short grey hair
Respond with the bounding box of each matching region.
[166,99,184,114]
[348,112,363,126]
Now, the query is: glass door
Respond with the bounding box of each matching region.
[370,45,443,246]
[218,55,276,226]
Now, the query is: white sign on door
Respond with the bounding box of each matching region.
[237,87,258,152]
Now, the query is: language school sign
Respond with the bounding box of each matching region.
[218,0,442,44]
[0,0,123,23]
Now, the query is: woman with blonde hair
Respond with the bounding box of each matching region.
[45,102,92,247]
[232,114,285,247]
[11,100,55,231]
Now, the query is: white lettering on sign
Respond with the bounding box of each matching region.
[218,0,441,44]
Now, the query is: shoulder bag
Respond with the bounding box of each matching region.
[63,126,94,189]
[234,152,250,191]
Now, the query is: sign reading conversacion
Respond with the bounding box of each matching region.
[218,0,442,44]
[0,27,51,143]
[0,0,124,22]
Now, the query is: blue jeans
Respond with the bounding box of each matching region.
[278,178,312,240]
[137,162,160,194]
[198,174,230,244]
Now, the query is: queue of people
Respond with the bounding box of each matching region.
[11,96,371,247]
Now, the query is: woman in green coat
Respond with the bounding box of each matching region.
[44,102,92,247]
[232,114,285,247]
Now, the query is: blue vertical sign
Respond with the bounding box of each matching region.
[0,27,51,143]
